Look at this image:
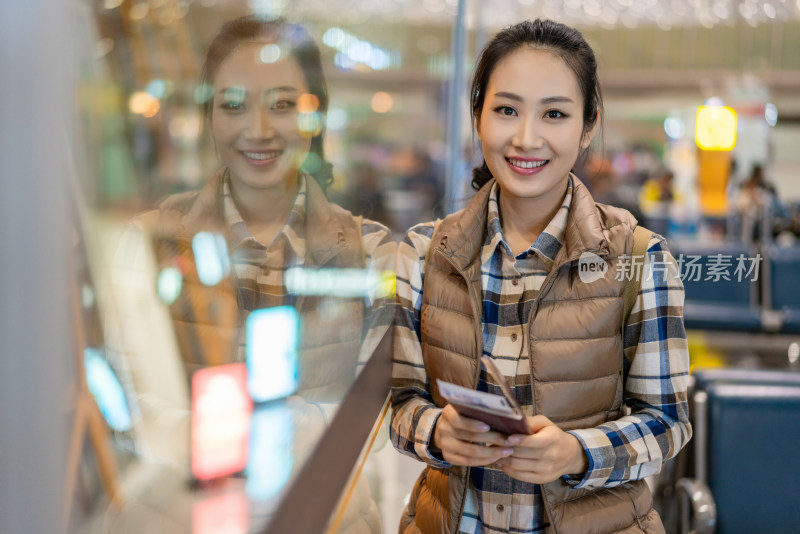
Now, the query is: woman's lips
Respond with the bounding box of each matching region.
[240,150,282,166]
[506,157,549,176]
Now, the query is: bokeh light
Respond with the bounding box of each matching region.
[297,112,322,138]
[695,105,737,151]
[664,117,686,140]
[194,83,214,104]
[789,343,800,364]
[157,266,183,304]
[192,232,231,287]
[297,93,319,113]
[765,103,778,127]
[248,0,288,18]
[85,348,132,432]
[371,91,394,113]
[259,43,281,64]
[128,91,160,118]
[246,306,299,403]
[327,108,348,130]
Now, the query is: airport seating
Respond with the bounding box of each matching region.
[766,245,800,333]
[669,241,762,332]
[692,367,800,390]
[678,369,800,533]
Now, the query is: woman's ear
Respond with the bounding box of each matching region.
[474,116,482,142]
[580,117,598,149]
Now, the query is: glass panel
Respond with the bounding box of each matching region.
[70,2,415,532]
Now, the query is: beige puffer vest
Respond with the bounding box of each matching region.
[145,168,366,402]
[401,177,664,534]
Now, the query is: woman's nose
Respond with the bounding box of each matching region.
[512,117,544,151]
[244,108,275,140]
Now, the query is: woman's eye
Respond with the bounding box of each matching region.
[496,106,516,116]
[221,101,243,111]
[545,109,565,119]
[272,99,296,111]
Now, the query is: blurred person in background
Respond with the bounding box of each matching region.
[733,163,789,242]
[639,168,674,237]
[391,19,690,534]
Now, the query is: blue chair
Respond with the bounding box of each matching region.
[679,370,800,533]
[692,368,800,391]
[670,241,762,332]
[766,245,800,334]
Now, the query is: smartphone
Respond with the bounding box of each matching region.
[436,356,531,435]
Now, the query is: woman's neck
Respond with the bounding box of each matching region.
[498,179,569,257]
[228,171,299,244]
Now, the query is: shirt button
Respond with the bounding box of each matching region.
[496,504,505,512]
[512,278,519,286]
[511,333,518,342]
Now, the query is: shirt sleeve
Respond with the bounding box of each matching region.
[566,234,693,489]
[389,222,451,468]
[355,219,397,371]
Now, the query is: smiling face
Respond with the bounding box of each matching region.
[476,46,595,205]
[211,41,312,194]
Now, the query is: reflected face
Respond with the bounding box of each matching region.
[476,47,595,203]
[211,42,312,193]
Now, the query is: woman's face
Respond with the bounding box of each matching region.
[211,41,312,193]
[476,47,595,203]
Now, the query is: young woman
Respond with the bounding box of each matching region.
[143,16,394,400]
[391,20,691,534]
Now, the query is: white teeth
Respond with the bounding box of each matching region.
[509,159,547,169]
[243,151,280,160]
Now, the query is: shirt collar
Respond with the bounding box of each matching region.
[482,176,573,269]
[222,170,308,259]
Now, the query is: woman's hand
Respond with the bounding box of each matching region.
[432,404,515,466]
[496,415,588,484]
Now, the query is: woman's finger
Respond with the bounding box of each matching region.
[453,428,509,447]
[445,444,511,466]
[496,456,538,471]
[442,405,493,433]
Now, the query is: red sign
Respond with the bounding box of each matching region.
[191,363,252,481]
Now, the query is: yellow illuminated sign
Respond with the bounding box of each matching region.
[695,105,737,151]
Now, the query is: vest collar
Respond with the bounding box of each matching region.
[171,167,357,267]
[303,173,356,267]
[557,175,611,264]
[439,174,610,272]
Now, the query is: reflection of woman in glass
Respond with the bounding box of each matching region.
[145,16,394,400]
[392,20,690,533]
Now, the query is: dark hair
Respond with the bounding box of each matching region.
[470,19,603,190]
[200,16,333,190]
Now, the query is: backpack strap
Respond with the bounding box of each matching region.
[622,225,653,327]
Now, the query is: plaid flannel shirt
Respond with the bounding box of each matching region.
[221,173,396,366]
[391,178,691,533]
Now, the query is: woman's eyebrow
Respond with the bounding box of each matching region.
[264,86,301,94]
[493,91,523,102]
[492,92,575,105]
[216,86,300,95]
[540,96,574,104]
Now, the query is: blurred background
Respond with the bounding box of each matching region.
[2,0,800,533]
